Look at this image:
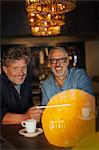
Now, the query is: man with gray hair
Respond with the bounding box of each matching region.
[41,47,93,106]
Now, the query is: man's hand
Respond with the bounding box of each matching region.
[25,107,43,122]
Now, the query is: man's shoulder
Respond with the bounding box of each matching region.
[0,74,8,91]
[42,76,50,85]
[69,67,85,74]
[42,74,53,87]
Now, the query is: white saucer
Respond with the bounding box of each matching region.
[77,115,95,120]
[18,128,43,137]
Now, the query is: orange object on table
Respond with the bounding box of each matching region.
[42,89,96,148]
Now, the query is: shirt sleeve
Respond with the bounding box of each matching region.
[76,69,94,95]
[41,85,49,106]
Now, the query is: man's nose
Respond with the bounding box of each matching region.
[19,68,24,74]
[56,59,61,66]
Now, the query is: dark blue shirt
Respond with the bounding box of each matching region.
[0,72,33,122]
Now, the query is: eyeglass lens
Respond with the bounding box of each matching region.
[49,58,67,64]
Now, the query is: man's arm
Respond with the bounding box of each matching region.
[2,113,28,124]
[77,69,93,95]
[2,107,43,125]
[41,86,49,106]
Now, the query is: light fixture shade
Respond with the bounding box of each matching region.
[42,89,95,147]
[31,26,61,36]
[28,12,65,36]
[25,0,76,36]
[26,0,76,14]
[28,13,65,26]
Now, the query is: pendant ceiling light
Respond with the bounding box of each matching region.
[25,0,76,36]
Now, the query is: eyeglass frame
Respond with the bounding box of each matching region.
[48,57,68,64]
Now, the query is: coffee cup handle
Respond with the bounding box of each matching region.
[21,121,26,127]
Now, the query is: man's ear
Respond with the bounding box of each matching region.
[2,66,7,74]
[48,63,51,68]
[67,58,69,65]
[48,59,51,68]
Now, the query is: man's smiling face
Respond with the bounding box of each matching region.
[49,49,69,78]
[3,59,27,85]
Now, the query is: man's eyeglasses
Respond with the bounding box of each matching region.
[48,58,67,64]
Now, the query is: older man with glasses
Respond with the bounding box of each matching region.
[41,47,93,106]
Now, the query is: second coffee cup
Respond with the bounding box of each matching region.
[81,107,90,119]
[21,119,37,133]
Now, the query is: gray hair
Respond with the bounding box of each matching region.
[48,47,68,59]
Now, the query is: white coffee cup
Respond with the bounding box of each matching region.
[21,119,36,133]
[81,107,90,119]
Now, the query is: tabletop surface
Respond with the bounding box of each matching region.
[1,118,99,150]
[0,124,70,150]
